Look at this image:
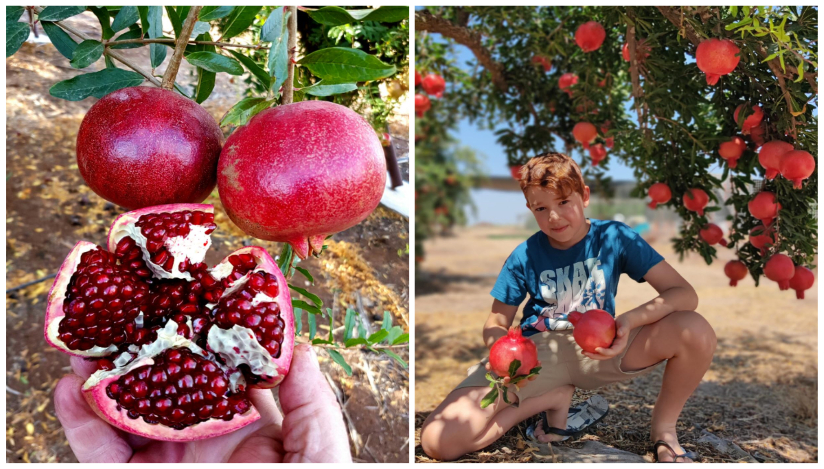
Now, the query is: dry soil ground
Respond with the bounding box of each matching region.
[415,225,817,463]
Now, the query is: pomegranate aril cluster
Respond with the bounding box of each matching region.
[59,248,149,351]
[106,348,251,429]
[135,210,216,272]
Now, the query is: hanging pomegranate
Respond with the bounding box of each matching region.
[415,93,431,117]
[748,191,781,226]
[764,254,794,291]
[779,150,815,189]
[699,224,727,246]
[695,39,740,85]
[622,39,650,63]
[750,123,767,148]
[647,182,672,209]
[575,21,606,53]
[718,136,747,168]
[758,141,794,180]
[531,55,552,72]
[559,73,579,96]
[422,73,446,98]
[588,144,607,166]
[789,266,815,300]
[510,165,523,180]
[749,225,776,256]
[683,188,709,216]
[415,70,422,87]
[724,260,748,286]
[573,122,598,146]
[734,104,764,133]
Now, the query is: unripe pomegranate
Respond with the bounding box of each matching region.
[789,265,815,299]
[488,327,539,377]
[531,55,552,72]
[622,40,650,63]
[779,150,815,189]
[748,191,781,226]
[764,254,794,291]
[575,21,606,53]
[718,136,747,168]
[647,182,672,209]
[76,87,223,210]
[559,73,579,96]
[510,165,523,180]
[415,70,422,87]
[422,73,445,98]
[758,141,794,180]
[217,100,387,259]
[415,93,431,117]
[734,104,764,133]
[749,225,776,256]
[724,260,748,286]
[699,224,727,246]
[589,144,607,166]
[696,39,740,85]
[567,310,616,354]
[573,122,598,146]
[386,80,404,99]
[683,188,709,216]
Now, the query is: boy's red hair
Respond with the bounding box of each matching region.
[517,152,586,199]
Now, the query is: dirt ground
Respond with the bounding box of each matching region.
[415,225,817,463]
[6,16,409,463]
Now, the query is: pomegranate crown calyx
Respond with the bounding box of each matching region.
[567,311,583,325]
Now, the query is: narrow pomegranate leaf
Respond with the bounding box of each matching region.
[381,311,392,330]
[7,6,25,24]
[304,6,408,26]
[265,7,290,92]
[6,22,29,58]
[219,97,273,127]
[480,388,499,409]
[299,47,396,83]
[385,326,402,345]
[70,40,103,69]
[303,81,358,97]
[40,21,78,59]
[37,6,86,22]
[199,6,235,22]
[227,49,271,89]
[343,309,355,341]
[293,266,314,284]
[87,6,115,40]
[327,349,353,376]
[294,307,303,334]
[308,313,317,340]
[391,332,409,345]
[147,6,165,68]
[344,338,368,347]
[361,6,409,23]
[186,51,244,75]
[381,350,407,369]
[164,6,181,37]
[49,68,144,101]
[193,67,215,104]
[292,299,320,315]
[220,6,261,41]
[288,285,321,307]
[109,25,143,49]
[110,6,138,33]
[260,7,283,42]
[366,330,388,345]
[508,359,522,378]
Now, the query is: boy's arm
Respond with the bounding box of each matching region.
[483,300,519,349]
[621,260,700,329]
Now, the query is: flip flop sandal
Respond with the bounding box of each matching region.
[653,440,701,463]
[525,395,609,444]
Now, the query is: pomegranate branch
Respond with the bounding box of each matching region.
[282,6,298,105]
[105,38,269,50]
[161,6,202,91]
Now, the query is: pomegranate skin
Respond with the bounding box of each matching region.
[510,165,523,180]
[415,93,431,117]
[422,73,446,98]
[648,182,672,209]
[758,141,794,180]
[700,224,727,246]
[724,260,748,286]
[749,225,776,256]
[764,254,794,291]
[789,266,815,299]
[734,104,764,132]
[575,21,606,53]
[567,310,616,354]
[217,101,387,259]
[573,122,598,145]
[76,87,223,210]
[748,191,781,226]
[696,39,740,85]
[779,150,815,189]
[488,327,538,377]
[683,188,709,216]
[559,73,579,95]
[718,136,746,168]
[589,144,607,166]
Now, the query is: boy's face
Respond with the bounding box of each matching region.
[525,185,591,249]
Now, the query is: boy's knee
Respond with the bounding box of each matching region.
[673,310,717,354]
[420,416,454,461]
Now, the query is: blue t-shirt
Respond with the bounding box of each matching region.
[490,219,664,336]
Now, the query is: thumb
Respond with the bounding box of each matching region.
[278,345,352,463]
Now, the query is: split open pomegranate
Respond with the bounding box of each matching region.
[44,204,295,441]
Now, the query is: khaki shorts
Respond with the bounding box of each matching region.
[456,326,664,403]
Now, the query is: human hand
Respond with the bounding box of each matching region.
[484,360,542,387]
[581,314,632,361]
[54,344,352,463]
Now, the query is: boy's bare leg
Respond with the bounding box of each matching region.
[421,384,574,461]
[620,310,717,462]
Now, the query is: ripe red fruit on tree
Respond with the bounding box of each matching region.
[695,39,741,85]
[779,150,815,189]
[789,265,815,299]
[510,165,523,180]
[76,87,223,210]
[748,191,781,226]
[758,141,794,179]
[573,122,598,146]
[699,224,727,246]
[217,100,387,259]
[415,70,422,87]
[488,327,539,377]
[718,136,747,168]
[749,225,776,256]
[622,40,651,63]
[749,123,767,148]
[559,73,579,96]
[589,144,607,166]
[415,94,431,117]
[683,188,709,216]
[734,104,764,133]
[647,182,672,209]
[531,55,552,72]
[764,254,794,291]
[724,260,748,286]
[422,73,446,98]
[575,21,606,53]
[605,137,614,149]
[567,310,616,354]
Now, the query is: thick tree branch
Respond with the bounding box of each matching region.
[626,18,644,129]
[162,6,201,91]
[656,6,702,45]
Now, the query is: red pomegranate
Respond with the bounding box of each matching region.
[724,260,748,286]
[749,225,776,256]
[415,70,422,87]
[531,55,552,72]
[748,191,781,226]
[718,136,747,168]
[422,73,446,98]
[789,265,815,299]
[605,136,614,149]
[764,254,794,291]
[589,144,607,166]
[510,165,523,180]
[75,87,223,210]
[750,123,767,148]
[415,93,431,117]
[758,141,794,180]
[696,39,740,85]
[217,101,387,259]
[647,182,672,209]
[559,73,579,96]
[575,21,606,53]
[683,188,709,216]
[699,224,727,246]
[734,104,764,133]
[622,40,650,63]
[573,122,598,146]
[488,327,539,377]
[567,310,616,354]
[44,204,295,441]
[779,150,815,189]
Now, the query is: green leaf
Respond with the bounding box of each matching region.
[303,81,358,97]
[344,337,368,347]
[360,6,409,23]
[304,6,409,26]
[261,7,284,42]
[104,56,115,69]
[385,326,402,345]
[308,313,317,340]
[508,359,522,378]
[7,6,25,25]
[220,6,261,41]
[110,5,138,32]
[191,21,211,37]
[381,311,392,330]
[327,349,353,376]
[391,333,409,345]
[40,22,78,59]
[70,40,103,69]
[49,68,143,101]
[185,51,244,75]
[88,6,115,39]
[38,6,86,22]
[294,307,303,334]
[299,47,395,83]
[326,307,335,343]
[729,6,738,16]
[266,8,290,91]
[147,6,165,68]
[480,388,499,408]
[6,22,29,58]
[288,285,322,307]
[226,50,271,89]
[219,97,273,127]
[366,329,388,344]
[109,26,143,49]
[357,321,367,342]
[343,309,355,341]
[165,6,181,37]
[382,349,408,369]
[292,299,321,315]
[293,266,314,284]
[193,68,216,104]
[311,337,333,345]
[794,60,805,83]
[199,6,235,21]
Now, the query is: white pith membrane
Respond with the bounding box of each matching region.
[115,223,212,281]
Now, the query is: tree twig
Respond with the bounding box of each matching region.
[105,38,269,50]
[654,115,707,151]
[6,273,57,294]
[282,6,298,104]
[161,6,202,91]
[626,15,645,131]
